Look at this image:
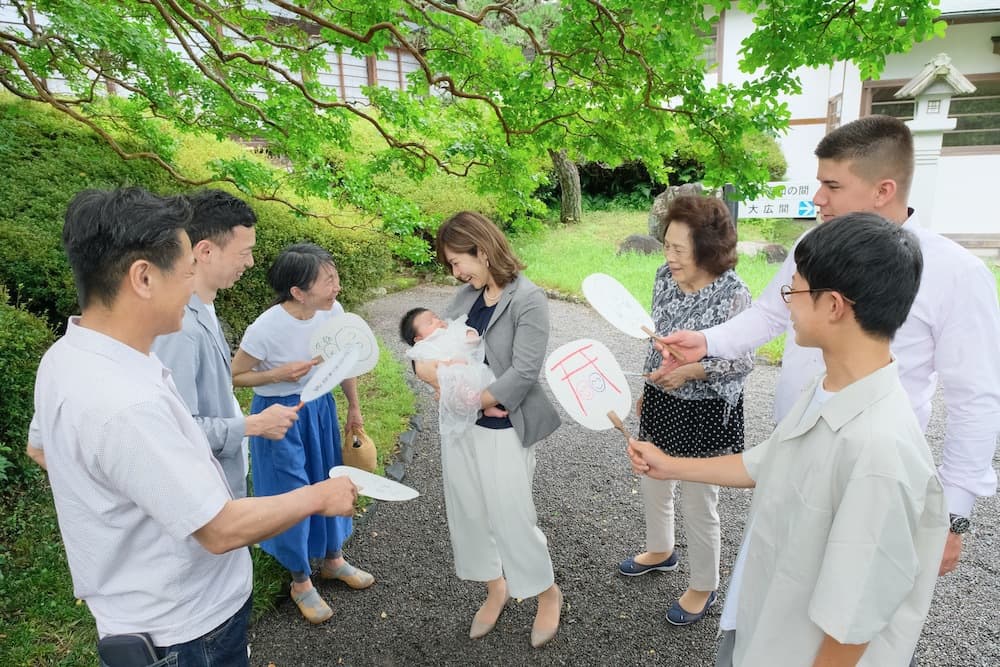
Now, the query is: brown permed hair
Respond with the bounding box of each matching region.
[814,115,914,200]
[659,195,737,276]
[435,211,525,287]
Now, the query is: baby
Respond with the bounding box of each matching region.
[400,307,507,435]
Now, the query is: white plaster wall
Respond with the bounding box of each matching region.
[718,10,755,85]
[930,154,1000,234]
[777,125,827,181]
[717,8,1000,234]
[882,21,1000,79]
[938,1,1000,15]
[839,61,864,124]
[880,20,1000,234]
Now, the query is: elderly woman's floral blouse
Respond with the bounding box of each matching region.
[642,264,753,408]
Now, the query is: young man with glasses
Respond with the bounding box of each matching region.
[650,115,1000,577]
[631,214,949,666]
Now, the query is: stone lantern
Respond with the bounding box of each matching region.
[894,53,975,229]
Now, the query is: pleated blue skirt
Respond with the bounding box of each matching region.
[249,392,352,574]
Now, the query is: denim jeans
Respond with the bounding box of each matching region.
[100,597,252,667]
[152,596,252,667]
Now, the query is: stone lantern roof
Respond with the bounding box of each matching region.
[894,53,976,99]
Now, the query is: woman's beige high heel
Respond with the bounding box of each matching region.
[530,585,562,648]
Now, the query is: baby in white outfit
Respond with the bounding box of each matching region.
[400,307,506,437]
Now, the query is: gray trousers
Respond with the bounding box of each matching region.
[641,476,721,591]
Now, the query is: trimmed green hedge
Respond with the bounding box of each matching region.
[0,287,54,487]
[0,100,180,326]
[215,204,392,338]
[0,98,391,340]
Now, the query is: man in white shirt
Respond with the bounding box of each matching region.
[630,213,948,666]
[151,190,298,498]
[650,115,1000,574]
[32,187,358,666]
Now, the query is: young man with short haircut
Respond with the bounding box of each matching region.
[631,214,949,666]
[152,190,297,498]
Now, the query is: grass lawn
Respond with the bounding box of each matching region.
[0,483,99,666]
[512,210,788,362]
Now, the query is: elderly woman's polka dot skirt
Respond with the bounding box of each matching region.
[638,384,745,458]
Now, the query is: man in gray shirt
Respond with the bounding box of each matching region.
[152,191,297,497]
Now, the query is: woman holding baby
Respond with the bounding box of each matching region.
[416,211,563,648]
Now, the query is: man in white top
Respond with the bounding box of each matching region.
[32,187,358,666]
[150,190,297,498]
[651,115,1000,574]
[630,213,948,666]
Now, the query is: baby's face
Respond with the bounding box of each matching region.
[413,310,447,341]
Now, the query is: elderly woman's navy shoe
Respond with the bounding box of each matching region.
[666,591,717,626]
[617,551,679,576]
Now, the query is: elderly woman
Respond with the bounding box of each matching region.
[617,195,752,626]
[232,243,374,624]
[416,211,563,648]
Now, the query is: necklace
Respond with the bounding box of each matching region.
[483,286,501,306]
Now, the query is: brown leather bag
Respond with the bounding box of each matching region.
[342,424,377,472]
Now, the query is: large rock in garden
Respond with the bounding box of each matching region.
[763,243,788,263]
[617,234,662,256]
[735,241,790,263]
[647,183,705,240]
[736,241,767,256]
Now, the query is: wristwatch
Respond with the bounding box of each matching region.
[948,513,971,535]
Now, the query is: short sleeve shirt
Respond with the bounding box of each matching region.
[33,318,252,645]
[240,302,344,397]
[732,362,948,665]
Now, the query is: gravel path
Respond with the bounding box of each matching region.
[250,284,999,666]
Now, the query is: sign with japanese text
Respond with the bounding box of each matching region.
[740,182,818,219]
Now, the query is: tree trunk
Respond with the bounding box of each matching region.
[548,148,582,224]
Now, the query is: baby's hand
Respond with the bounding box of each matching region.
[483,406,508,418]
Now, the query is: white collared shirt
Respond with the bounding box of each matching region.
[705,212,1000,516]
[33,318,252,645]
[730,362,948,665]
[720,380,836,633]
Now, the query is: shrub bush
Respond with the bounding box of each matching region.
[215,201,392,338]
[743,131,787,181]
[0,99,180,328]
[0,286,54,488]
[0,99,391,338]
[541,131,788,212]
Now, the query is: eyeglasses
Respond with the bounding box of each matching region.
[780,285,856,305]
